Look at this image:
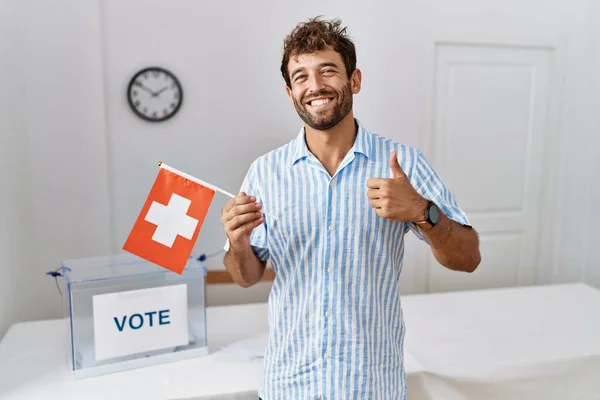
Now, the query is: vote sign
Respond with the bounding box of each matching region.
[92,284,189,361]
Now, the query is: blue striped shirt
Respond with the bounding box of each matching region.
[225,119,470,399]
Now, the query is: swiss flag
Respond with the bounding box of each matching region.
[123,164,215,274]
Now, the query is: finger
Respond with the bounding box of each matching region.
[231,201,262,217]
[229,216,265,240]
[223,192,248,212]
[389,151,406,179]
[234,193,256,205]
[224,192,256,213]
[366,188,380,199]
[239,216,265,234]
[366,178,387,189]
[226,211,263,232]
[369,198,383,209]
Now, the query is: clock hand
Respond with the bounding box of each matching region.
[152,86,169,97]
[137,84,154,95]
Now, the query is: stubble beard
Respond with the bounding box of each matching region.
[293,82,353,131]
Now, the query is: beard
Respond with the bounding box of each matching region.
[292,82,353,131]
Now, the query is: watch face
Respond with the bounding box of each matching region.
[127,67,183,122]
[429,203,441,224]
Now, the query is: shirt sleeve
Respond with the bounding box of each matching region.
[223,162,270,262]
[406,149,471,242]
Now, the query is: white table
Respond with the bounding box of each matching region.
[400,283,600,400]
[1,283,600,399]
[0,303,271,400]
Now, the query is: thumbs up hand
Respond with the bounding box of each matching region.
[366,151,428,222]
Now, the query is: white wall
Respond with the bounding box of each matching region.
[0,0,112,337]
[550,0,600,288]
[0,0,32,338]
[555,0,600,288]
[584,0,600,287]
[579,0,600,289]
[1,0,598,338]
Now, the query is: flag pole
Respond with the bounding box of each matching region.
[158,161,277,220]
[159,161,236,197]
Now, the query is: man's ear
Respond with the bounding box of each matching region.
[350,68,362,94]
[285,85,294,106]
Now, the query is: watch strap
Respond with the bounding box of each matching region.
[414,200,435,229]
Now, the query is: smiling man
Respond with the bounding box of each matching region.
[220,16,481,400]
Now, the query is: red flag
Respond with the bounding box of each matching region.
[123,164,216,274]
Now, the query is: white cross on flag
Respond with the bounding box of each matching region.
[123,163,216,274]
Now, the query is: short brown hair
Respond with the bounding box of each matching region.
[280,16,357,88]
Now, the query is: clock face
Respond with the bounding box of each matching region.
[127,67,183,122]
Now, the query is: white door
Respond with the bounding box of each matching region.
[422,39,557,292]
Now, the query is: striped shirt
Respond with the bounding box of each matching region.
[225,119,470,400]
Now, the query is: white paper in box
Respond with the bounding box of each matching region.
[57,253,209,379]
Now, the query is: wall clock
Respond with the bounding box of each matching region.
[127,67,183,122]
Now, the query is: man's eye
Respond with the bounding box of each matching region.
[323,69,335,74]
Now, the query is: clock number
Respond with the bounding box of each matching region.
[134,100,141,107]
[174,92,180,99]
[170,102,176,109]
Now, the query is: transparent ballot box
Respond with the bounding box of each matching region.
[56,253,208,379]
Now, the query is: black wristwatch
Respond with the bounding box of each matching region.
[414,200,440,229]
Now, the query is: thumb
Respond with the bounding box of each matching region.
[389,151,405,178]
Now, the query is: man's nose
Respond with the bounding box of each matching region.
[307,74,325,93]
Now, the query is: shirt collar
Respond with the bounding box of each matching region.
[290,118,373,166]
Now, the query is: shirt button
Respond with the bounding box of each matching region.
[328,225,334,231]
[328,267,332,274]
[325,311,329,317]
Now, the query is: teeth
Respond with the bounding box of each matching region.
[311,98,331,107]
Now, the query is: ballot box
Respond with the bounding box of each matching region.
[57,253,208,379]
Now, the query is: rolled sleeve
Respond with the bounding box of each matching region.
[406,150,471,242]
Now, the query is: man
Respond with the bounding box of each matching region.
[221,16,481,400]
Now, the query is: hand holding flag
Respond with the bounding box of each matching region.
[123,162,275,274]
[220,192,265,251]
